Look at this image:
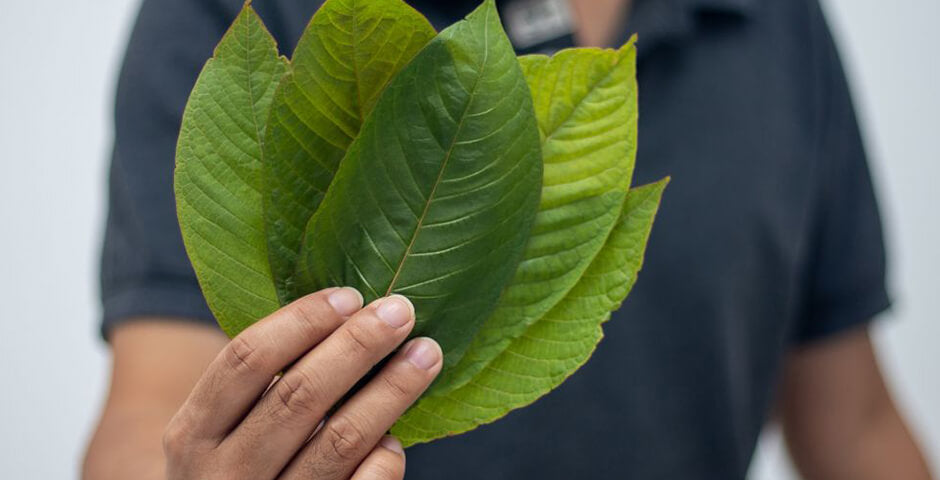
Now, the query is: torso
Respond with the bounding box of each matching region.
[250,0,864,477]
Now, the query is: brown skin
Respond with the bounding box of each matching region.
[84,289,443,480]
[779,327,932,479]
[83,321,228,479]
[84,1,931,478]
[569,0,632,47]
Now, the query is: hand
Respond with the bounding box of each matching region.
[162,288,442,480]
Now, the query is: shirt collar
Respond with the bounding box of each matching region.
[691,0,757,15]
[408,0,757,58]
[624,0,756,58]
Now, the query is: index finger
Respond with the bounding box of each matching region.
[170,287,364,442]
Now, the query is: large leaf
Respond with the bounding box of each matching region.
[295,0,543,368]
[392,178,669,446]
[431,41,639,395]
[175,0,667,447]
[175,4,287,337]
[262,0,436,304]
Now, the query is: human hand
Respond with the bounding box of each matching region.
[162,288,442,479]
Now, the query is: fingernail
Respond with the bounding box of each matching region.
[380,435,404,455]
[404,338,442,370]
[376,295,413,328]
[328,287,363,316]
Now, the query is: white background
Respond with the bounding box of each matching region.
[0,1,936,478]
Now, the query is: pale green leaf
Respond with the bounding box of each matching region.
[431,41,639,396]
[175,4,287,337]
[295,0,543,369]
[393,178,669,446]
[262,0,436,304]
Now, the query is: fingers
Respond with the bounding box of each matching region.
[220,295,420,476]
[279,337,443,480]
[350,437,406,480]
[167,287,363,444]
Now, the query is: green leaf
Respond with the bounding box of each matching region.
[431,41,639,396]
[392,178,669,446]
[262,0,436,304]
[176,0,665,447]
[174,4,287,337]
[295,0,543,369]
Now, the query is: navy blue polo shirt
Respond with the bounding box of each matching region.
[101,0,890,477]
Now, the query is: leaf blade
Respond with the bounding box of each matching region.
[175,4,287,337]
[431,42,639,395]
[392,178,669,446]
[262,0,436,304]
[296,0,543,369]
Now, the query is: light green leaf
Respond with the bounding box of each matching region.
[392,178,669,446]
[431,41,639,395]
[262,0,436,304]
[174,4,287,337]
[295,0,543,369]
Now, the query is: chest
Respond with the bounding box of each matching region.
[270,0,820,314]
[633,31,821,323]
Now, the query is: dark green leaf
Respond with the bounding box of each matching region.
[262,0,436,304]
[175,4,287,336]
[432,41,639,395]
[295,0,543,368]
[393,178,668,446]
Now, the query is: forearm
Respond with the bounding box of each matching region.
[842,401,932,480]
[83,405,170,480]
[781,327,933,480]
[786,398,931,480]
[83,320,228,480]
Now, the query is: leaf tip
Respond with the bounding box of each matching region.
[471,0,500,21]
[239,0,257,17]
[644,176,671,200]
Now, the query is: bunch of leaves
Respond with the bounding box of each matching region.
[175,0,667,446]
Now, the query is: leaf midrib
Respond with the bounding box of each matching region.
[542,53,625,141]
[350,0,366,124]
[384,9,493,296]
[428,49,634,398]
[239,8,284,295]
[242,14,267,160]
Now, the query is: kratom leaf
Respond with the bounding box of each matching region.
[295,0,543,369]
[176,0,667,446]
[431,41,639,396]
[175,4,287,337]
[262,0,436,304]
[392,178,668,446]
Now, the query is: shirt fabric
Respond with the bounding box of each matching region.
[100,0,891,477]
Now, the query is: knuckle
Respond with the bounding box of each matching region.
[323,415,370,462]
[380,372,414,401]
[341,323,375,356]
[280,294,343,342]
[162,416,192,457]
[290,293,339,325]
[271,371,323,421]
[223,335,266,375]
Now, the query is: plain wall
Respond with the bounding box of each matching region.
[0,1,936,478]
[0,0,137,477]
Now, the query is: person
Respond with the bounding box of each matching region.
[83,0,933,478]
